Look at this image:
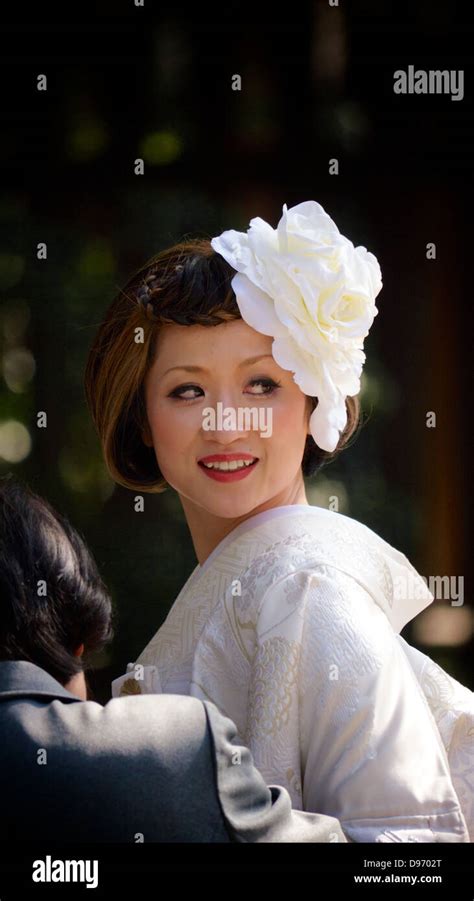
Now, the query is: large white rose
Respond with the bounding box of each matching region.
[211,200,382,452]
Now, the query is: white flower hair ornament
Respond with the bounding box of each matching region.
[210,200,383,453]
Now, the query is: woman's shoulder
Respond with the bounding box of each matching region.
[236,504,411,576]
[281,505,408,565]
[233,505,433,634]
[234,505,384,597]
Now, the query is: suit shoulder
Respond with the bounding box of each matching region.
[47,692,209,758]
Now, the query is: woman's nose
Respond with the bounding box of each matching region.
[200,392,252,440]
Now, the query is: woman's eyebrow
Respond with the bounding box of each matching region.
[161,354,274,377]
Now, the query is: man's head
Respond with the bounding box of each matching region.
[0,475,114,698]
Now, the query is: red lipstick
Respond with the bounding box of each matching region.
[197,452,259,482]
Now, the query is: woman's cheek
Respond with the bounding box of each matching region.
[273,400,302,436]
[149,399,186,442]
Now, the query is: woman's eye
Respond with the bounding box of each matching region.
[247,378,282,395]
[169,384,203,401]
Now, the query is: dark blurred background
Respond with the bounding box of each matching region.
[0,0,472,702]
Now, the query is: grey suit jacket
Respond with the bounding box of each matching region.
[0,660,348,843]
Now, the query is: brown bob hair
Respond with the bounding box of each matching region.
[84,238,362,493]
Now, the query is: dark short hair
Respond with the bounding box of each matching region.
[0,475,114,686]
[84,238,362,493]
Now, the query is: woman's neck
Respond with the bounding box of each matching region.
[180,481,309,566]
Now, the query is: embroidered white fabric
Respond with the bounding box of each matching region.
[111,505,473,843]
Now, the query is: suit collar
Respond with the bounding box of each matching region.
[0,659,82,703]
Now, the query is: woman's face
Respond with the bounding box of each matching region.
[142,318,312,520]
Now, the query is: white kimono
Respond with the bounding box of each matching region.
[111,504,473,843]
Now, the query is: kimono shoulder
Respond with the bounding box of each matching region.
[217,505,434,634]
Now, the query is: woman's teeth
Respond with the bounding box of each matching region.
[201,459,256,471]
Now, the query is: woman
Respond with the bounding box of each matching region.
[85,200,473,843]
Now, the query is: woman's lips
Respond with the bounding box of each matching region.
[197,458,259,482]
